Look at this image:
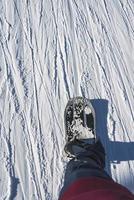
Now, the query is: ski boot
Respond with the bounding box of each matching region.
[64,97,105,169]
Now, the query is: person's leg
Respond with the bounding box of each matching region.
[60,139,111,197]
[59,98,134,199]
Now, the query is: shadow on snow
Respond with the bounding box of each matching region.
[91,99,134,177]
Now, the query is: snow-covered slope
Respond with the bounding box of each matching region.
[0,0,134,199]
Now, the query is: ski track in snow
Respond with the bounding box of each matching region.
[0,0,134,199]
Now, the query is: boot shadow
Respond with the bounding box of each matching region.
[91,99,134,192]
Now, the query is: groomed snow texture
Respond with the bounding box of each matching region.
[0,0,134,199]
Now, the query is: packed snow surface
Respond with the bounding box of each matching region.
[0,0,134,199]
